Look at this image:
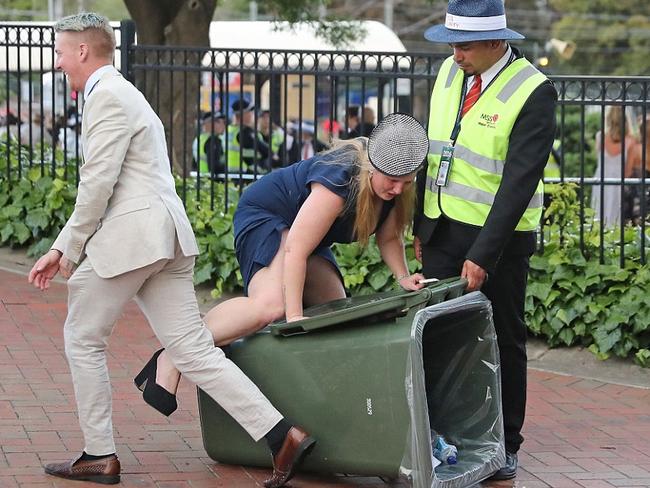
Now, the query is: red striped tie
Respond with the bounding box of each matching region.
[461,74,482,118]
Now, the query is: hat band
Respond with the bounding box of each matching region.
[445,13,507,31]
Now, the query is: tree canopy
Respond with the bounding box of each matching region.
[123,0,364,49]
[548,0,650,75]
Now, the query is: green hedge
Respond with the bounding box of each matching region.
[1,140,648,366]
[0,143,78,257]
[528,183,650,367]
[182,182,241,297]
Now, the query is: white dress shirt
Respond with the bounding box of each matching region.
[84,64,117,99]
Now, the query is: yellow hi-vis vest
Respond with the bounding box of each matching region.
[270,130,283,157]
[424,56,547,231]
[544,139,561,179]
[192,133,210,173]
[225,125,268,173]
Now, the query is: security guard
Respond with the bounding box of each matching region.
[415,0,557,480]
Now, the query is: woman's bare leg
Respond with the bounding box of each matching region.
[303,255,346,308]
[154,231,288,392]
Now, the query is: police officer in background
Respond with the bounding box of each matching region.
[227,99,270,173]
[192,111,226,177]
[258,109,287,168]
[343,105,376,139]
[414,0,557,480]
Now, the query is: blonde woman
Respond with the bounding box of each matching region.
[590,106,636,227]
[138,113,430,416]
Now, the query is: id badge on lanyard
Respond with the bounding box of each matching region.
[435,144,454,187]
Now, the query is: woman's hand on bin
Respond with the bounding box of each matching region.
[398,273,425,291]
[286,315,306,322]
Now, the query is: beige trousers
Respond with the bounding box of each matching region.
[64,244,283,455]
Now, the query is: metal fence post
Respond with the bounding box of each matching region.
[120,19,136,83]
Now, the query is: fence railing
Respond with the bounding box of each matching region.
[2,21,650,266]
[548,77,650,266]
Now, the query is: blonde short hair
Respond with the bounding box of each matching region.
[54,12,116,61]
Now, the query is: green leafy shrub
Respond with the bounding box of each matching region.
[180,179,242,297]
[527,183,650,367]
[333,236,419,295]
[0,141,78,256]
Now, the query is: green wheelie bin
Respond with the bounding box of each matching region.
[198,278,505,488]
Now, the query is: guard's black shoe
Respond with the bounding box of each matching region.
[488,451,517,481]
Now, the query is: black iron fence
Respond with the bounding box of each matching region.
[549,77,650,266]
[2,21,650,266]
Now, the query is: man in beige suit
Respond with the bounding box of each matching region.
[28,13,314,487]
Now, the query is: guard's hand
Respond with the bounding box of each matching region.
[28,249,62,291]
[461,259,487,292]
[59,256,76,279]
[398,273,425,291]
[413,236,422,262]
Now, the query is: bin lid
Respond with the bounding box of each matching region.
[270,277,466,337]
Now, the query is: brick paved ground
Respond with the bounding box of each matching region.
[1,268,650,488]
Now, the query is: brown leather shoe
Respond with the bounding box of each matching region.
[263,426,315,488]
[44,454,120,485]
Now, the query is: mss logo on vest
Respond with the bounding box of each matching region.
[478,113,499,129]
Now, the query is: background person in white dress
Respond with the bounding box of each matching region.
[590,106,636,227]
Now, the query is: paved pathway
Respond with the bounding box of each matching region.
[1,268,650,488]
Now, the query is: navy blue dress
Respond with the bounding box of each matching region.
[234,151,394,292]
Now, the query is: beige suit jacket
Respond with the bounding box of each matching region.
[52,69,199,278]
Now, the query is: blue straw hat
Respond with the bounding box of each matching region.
[424,0,524,43]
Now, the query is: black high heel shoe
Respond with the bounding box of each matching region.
[134,348,178,416]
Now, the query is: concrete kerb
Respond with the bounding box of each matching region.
[527,339,650,389]
[2,245,649,389]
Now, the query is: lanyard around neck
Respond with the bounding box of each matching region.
[449,50,516,144]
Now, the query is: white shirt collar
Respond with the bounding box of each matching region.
[467,44,513,93]
[83,65,117,99]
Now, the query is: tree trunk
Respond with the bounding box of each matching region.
[123,0,216,174]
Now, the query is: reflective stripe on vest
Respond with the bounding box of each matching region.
[424,55,547,231]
